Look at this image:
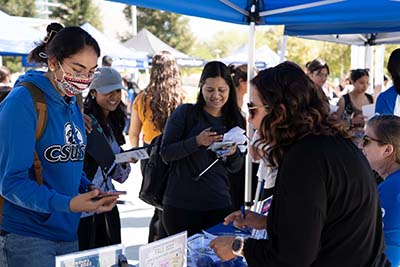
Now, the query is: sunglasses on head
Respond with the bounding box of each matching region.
[362,135,385,147]
[247,102,269,119]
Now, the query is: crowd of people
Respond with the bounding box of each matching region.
[0,21,399,266]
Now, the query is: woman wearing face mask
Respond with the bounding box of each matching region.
[0,23,118,267]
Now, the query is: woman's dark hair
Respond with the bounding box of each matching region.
[387,48,400,94]
[0,66,11,83]
[350,69,369,83]
[0,90,11,103]
[367,114,400,163]
[28,22,100,65]
[143,51,183,131]
[83,90,127,146]
[305,58,330,75]
[229,64,248,88]
[251,61,348,167]
[196,61,245,129]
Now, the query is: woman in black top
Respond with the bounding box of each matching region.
[210,61,388,266]
[161,61,245,237]
[337,69,373,147]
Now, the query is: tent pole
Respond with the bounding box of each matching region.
[374,45,385,95]
[280,34,288,63]
[364,44,373,94]
[244,4,256,208]
[131,5,137,35]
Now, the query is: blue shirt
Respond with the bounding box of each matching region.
[379,169,400,266]
[375,85,398,115]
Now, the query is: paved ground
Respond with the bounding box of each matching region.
[113,158,154,265]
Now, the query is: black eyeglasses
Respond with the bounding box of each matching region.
[362,135,385,147]
[247,102,269,119]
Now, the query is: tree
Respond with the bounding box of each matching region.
[0,0,36,17]
[0,0,37,73]
[123,6,195,54]
[50,0,102,29]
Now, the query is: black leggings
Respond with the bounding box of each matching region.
[162,205,232,237]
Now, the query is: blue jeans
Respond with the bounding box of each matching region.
[0,231,78,267]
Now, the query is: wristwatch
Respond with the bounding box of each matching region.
[231,236,245,257]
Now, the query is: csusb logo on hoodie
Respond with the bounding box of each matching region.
[44,122,86,162]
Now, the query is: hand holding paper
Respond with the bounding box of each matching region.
[115,146,149,163]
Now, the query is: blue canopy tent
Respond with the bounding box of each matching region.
[0,10,42,56]
[106,0,400,28]
[80,23,148,70]
[107,0,400,205]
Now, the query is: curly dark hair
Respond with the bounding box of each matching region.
[251,61,348,167]
[143,51,183,131]
[84,90,127,146]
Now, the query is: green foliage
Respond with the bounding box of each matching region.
[2,57,21,74]
[0,0,36,73]
[195,25,351,79]
[50,0,102,29]
[0,0,36,17]
[123,6,195,54]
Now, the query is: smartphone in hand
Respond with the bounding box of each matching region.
[91,190,127,201]
[210,126,226,135]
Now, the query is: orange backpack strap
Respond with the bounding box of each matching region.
[20,81,47,185]
[0,82,47,223]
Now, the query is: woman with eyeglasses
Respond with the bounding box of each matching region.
[376,48,400,116]
[0,23,118,267]
[305,58,332,103]
[363,114,400,266]
[337,69,373,146]
[160,61,245,237]
[210,61,388,266]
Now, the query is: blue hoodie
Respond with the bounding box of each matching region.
[0,70,91,241]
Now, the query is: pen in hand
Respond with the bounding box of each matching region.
[241,205,246,220]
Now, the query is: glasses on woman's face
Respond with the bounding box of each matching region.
[59,61,96,80]
[362,135,385,147]
[316,71,329,79]
[247,102,269,119]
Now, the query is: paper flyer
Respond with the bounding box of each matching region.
[115,147,149,163]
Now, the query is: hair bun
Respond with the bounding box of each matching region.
[44,22,64,44]
[47,22,63,33]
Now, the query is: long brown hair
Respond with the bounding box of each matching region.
[251,61,348,166]
[143,51,183,131]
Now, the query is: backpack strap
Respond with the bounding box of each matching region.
[20,81,47,185]
[0,82,47,223]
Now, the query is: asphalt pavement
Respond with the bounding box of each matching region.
[113,152,154,265]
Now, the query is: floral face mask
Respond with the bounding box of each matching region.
[54,62,93,97]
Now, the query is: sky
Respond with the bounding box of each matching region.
[97,0,248,41]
